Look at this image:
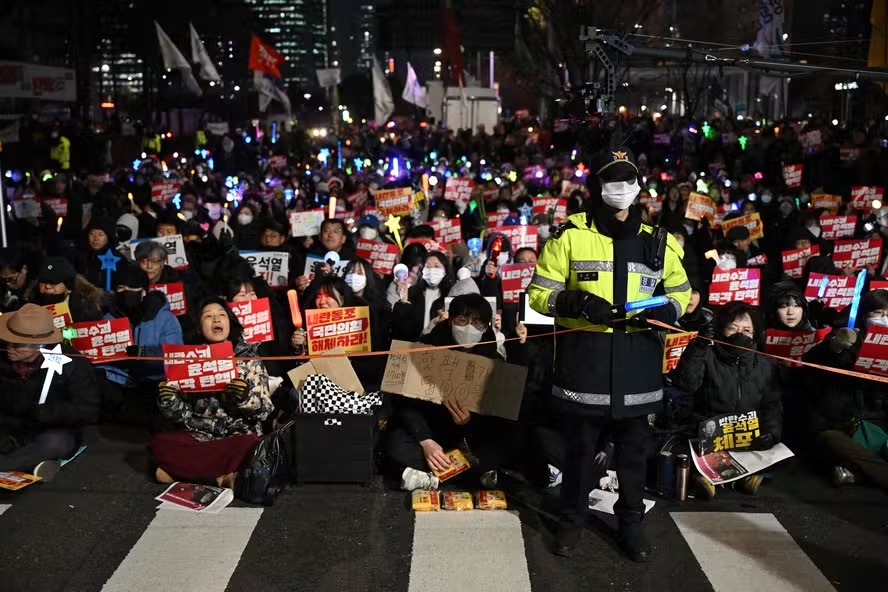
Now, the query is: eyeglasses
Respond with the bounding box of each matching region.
[726,324,754,337]
[323,227,344,235]
[139,257,164,265]
[452,315,487,331]
[0,273,19,284]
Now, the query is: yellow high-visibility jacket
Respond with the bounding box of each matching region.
[49,136,71,170]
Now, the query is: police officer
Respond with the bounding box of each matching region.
[528,150,691,561]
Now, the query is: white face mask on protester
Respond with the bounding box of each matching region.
[538,225,551,240]
[345,273,367,293]
[238,211,253,226]
[869,316,888,328]
[181,209,194,221]
[452,324,484,346]
[422,267,445,287]
[359,227,378,240]
[807,225,822,237]
[600,179,640,210]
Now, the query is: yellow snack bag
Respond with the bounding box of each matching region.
[476,490,508,510]
[442,490,474,511]
[431,449,471,482]
[412,489,441,512]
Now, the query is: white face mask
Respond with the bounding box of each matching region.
[869,316,888,327]
[497,252,510,266]
[452,324,484,346]
[345,272,367,293]
[359,227,378,240]
[181,209,194,221]
[422,267,445,287]
[807,225,822,238]
[238,211,253,226]
[537,225,550,240]
[717,254,737,270]
[600,179,640,210]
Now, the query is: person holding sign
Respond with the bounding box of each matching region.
[150,298,274,487]
[30,257,103,323]
[135,242,180,286]
[391,252,455,342]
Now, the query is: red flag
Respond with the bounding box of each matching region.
[249,34,284,79]
[442,7,464,87]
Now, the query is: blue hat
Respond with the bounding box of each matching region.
[359,214,379,228]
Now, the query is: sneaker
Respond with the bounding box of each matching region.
[33,460,61,483]
[401,467,440,491]
[735,474,763,495]
[599,470,619,492]
[692,473,716,500]
[547,464,563,488]
[832,465,856,487]
[480,470,498,489]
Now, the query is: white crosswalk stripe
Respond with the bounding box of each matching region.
[0,504,9,517]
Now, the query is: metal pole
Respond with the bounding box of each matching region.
[0,157,7,247]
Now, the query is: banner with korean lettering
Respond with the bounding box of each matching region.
[698,412,762,454]
[662,331,698,373]
[850,186,883,212]
[747,253,768,266]
[832,238,882,271]
[764,328,830,361]
[709,268,761,306]
[303,254,349,282]
[305,306,371,355]
[150,282,187,316]
[491,225,538,250]
[428,218,462,245]
[819,215,857,240]
[685,192,716,225]
[163,342,237,393]
[782,164,803,188]
[560,181,585,198]
[486,212,508,229]
[356,240,398,275]
[70,318,133,364]
[374,187,413,216]
[43,301,72,330]
[805,273,855,310]
[532,198,567,223]
[443,178,474,207]
[227,298,274,343]
[128,234,189,270]
[501,263,535,304]
[781,245,820,279]
[268,154,287,170]
[41,197,68,217]
[289,209,325,237]
[721,213,764,241]
[870,280,888,291]
[811,193,842,214]
[853,325,888,377]
[241,250,290,289]
[346,189,369,212]
[151,181,181,206]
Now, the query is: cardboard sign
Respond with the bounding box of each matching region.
[805,273,855,310]
[853,325,888,376]
[41,197,68,217]
[70,318,133,364]
[150,181,181,206]
[850,186,884,211]
[490,225,538,250]
[381,340,528,421]
[781,245,820,279]
[486,212,509,229]
[240,250,290,289]
[289,209,325,237]
[287,350,365,395]
[501,263,535,304]
[150,282,187,316]
[355,240,399,275]
[819,215,857,240]
[43,301,72,329]
[832,238,882,271]
[128,234,189,270]
[685,192,716,225]
[305,306,371,355]
[532,197,568,223]
[443,178,474,207]
[374,187,413,216]
[764,328,831,361]
[721,213,764,241]
[268,154,287,170]
[429,218,462,245]
[163,342,237,393]
[811,193,842,214]
[228,297,274,343]
[709,268,761,306]
[663,331,697,373]
[782,164,803,188]
[303,254,349,282]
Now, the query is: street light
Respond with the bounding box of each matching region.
[304,93,312,100]
[233,85,240,91]
[433,48,442,55]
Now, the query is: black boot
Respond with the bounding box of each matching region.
[617,512,652,562]
[554,523,582,557]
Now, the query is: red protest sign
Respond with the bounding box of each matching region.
[871,280,888,291]
[356,239,399,275]
[374,187,413,216]
[346,189,369,212]
[560,181,585,198]
[685,192,716,225]
[486,212,508,229]
[443,178,474,206]
[805,273,855,310]
[163,342,237,393]
[721,213,764,241]
[663,331,697,373]
[781,245,820,279]
[850,186,884,212]
[501,263,535,304]
[640,192,663,215]
[429,218,462,245]
[491,225,538,250]
[819,215,857,240]
[70,318,133,364]
[854,325,888,376]
[41,197,68,217]
[747,254,768,266]
[305,306,371,355]
[532,198,568,223]
[405,237,446,253]
[764,328,831,361]
[228,297,274,343]
[43,302,72,330]
[268,155,287,170]
[811,193,842,214]
[709,268,761,306]
[481,187,499,202]
[151,181,181,206]
[783,164,803,188]
[150,282,187,316]
[832,238,882,271]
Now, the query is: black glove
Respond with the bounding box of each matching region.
[580,293,615,325]
[750,433,776,451]
[225,379,250,404]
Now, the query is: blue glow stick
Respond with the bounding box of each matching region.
[847,269,868,328]
[817,275,829,299]
[625,295,669,313]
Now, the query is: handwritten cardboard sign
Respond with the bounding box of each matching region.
[381,340,528,421]
[765,328,830,361]
[832,238,882,271]
[228,297,274,343]
[811,193,842,214]
[781,245,820,279]
[685,192,716,225]
[490,225,538,250]
[501,263,535,304]
[429,218,462,245]
[163,342,237,393]
[819,215,857,240]
[70,318,133,363]
[355,240,399,275]
[128,234,189,270]
[850,186,884,212]
[721,213,764,241]
[241,250,290,289]
[305,306,371,355]
[709,268,761,306]
[150,181,181,206]
[805,273,855,310]
[443,178,474,207]
[374,187,413,216]
[289,209,325,237]
[854,324,888,377]
[150,282,187,316]
[783,164,803,188]
[663,331,697,373]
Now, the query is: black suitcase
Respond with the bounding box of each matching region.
[291,413,377,486]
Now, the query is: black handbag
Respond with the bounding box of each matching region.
[235,421,296,505]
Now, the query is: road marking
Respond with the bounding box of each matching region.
[102,508,262,592]
[671,512,835,592]
[409,511,531,592]
[0,504,9,517]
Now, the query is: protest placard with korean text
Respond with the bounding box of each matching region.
[268,154,287,170]
[150,283,187,316]
[128,234,189,270]
[782,164,803,188]
[709,268,761,306]
[850,186,884,212]
[374,187,413,217]
[228,298,274,343]
[486,212,508,229]
[241,250,290,289]
[685,192,716,225]
[663,331,698,373]
[70,318,133,364]
[43,301,72,330]
[721,213,764,241]
[811,193,842,214]
[853,324,888,377]
[533,197,568,224]
[491,225,538,250]
[832,238,882,271]
[698,412,762,454]
[355,240,398,275]
[765,328,831,361]
[501,263,535,304]
[443,178,474,208]
[163,342,237,393]
[305,306,371,355]
[429,218,462,245]
[150,181,181,206]
[41,197,68,217]
[805,273,855,310]
[288,209,325,237]
[781,245,820,279]
[819,215,857,240]
[303,254,349,282]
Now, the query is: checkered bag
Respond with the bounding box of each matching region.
[297,374,382,415]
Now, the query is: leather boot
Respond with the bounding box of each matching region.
[553,523,582,557]
[617,511,652,562]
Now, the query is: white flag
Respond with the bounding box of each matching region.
[401,62,428,108]
[189,23,222,83]
[253,71,291,115]
[753,0,785,59]
[316,68,341,89]
[372,58,394,125]
[154,21,201,95]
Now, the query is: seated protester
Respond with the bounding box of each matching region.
[233,202,263,251]
[29,257,103,322]
[386,293,510,490]
[258,218,301,288]
[155,213,183,237]
[344,258,391,352]
[723,225,754,267]
[803,290,888,491]
[0,305,100,479]
[385,242,428,307]
[477,232,515,308]
[391,251,454,342]
[78,218,118,288]
[224,275,293,378]
[670,301,782,498]
[766,283,814,332]
[135,241,180,285]
[676,288,715,338]
[149,297,273,487]
[293,219,357,293]
[0,248,29,313]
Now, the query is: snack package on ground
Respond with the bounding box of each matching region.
[0,471,42,491]
[442,491,474,511]
[431,448,472,482]
[476,490,508,510]
[412,489,441,512]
